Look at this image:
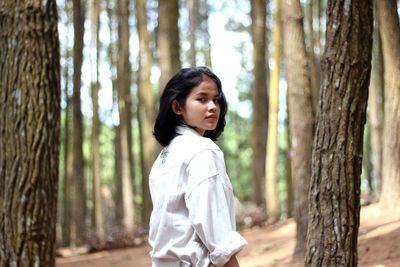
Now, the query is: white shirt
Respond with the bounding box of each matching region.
[148,125,247,267]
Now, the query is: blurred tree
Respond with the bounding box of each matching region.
[265,0,281,223]
[186,0,199,66]
[305,0,373,265]
[90,0,104,237]
[137,0,157,228]
[72,0,87,245]
[158,0,181,90]
[250,0,268,208]
[282,0,315,258]
[376,0,400,210]
[0,0,60,265]
[117,0,136,231]
[368,7,384,196]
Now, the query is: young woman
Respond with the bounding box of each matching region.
[149,67,247,267]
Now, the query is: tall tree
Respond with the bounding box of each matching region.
[90,0,104,237]
[157,0,181,90]
[0,0,60,265]
[137,0,157,227]
[305,0,373,266]
[72,0,87,244]
[376,0,400,210]
[282,0,315,258]
[250,0,268,208]
[265,0,282,223]
[186,0,199,66]
[368,10,384,196]
[199,0,212,67]
[117,0,135,231]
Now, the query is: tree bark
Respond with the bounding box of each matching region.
[250,0,268,208]
[305,1,373,266]
[0,1,60,265]
[137,0,157,228]
[118,0,135,231]
[376,0,400,210]
[158,0,181,90]
[282,0,315,258]
[72,0,87,245]
[265,0,281,223]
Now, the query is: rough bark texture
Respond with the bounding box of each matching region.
[250,0,268,207]
[305,1,373,266]
[265,0,281,223]
[137,0,157,227]
[72,0,87,244]
[118,0,135,230]
[0,1,60,265]
[376,0,400,210]
[282,0,315,258]
[158,0,181,90]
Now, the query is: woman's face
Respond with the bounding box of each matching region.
[173,76,221,136]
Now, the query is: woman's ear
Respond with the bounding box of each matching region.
[171,100,182,115]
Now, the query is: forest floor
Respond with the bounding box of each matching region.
[56,203,400,267]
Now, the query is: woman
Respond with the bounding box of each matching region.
[149,66,247,267]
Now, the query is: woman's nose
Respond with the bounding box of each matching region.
[208,101,217,111]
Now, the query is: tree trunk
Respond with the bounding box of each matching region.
[72,0,87,245]
[265,0,282,223]
[376,0,400,210]
[186,0,198,66]
[158,0,181,90]
[199,0,212,67]
[90,0,104,237]
[118,0,135,231]
[137,0,157,228]
[0,1,60,265]
[250,0,268,208]
[282,0,315,258]
[305,1,373,266]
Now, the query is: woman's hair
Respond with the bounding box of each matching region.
[154,66,228,147]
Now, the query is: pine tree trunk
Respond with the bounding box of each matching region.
[282,0,315,258]
[90,0,104,237]
[187,0,198,66]
[72,0,87,245]
[137,0,157,228]
[305,1,373,266]
[0,1,60,265]
[250,0,268,208]
[376,0,400,210]
[265,0,282,223]
[158,0,181,90]
[118,0,135,231]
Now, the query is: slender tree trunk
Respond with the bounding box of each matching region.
[368,13,383,196]
[118,0,135,231]
[250,0,268,208]
[265,0,282,223]
[376,0,400,210]
[282,0,315,258]
[72,0,87,245]
[137,0,157,228]
[305,1,373,266]
[187,0,198,66]
[200,0,212,67]
[0,1,60,265]
[285,109,294,219]
[90,0,104,237]
[158,0,181,90]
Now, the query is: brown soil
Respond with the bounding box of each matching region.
[56,203,400,267]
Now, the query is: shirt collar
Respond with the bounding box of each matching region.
[176,124,201,137]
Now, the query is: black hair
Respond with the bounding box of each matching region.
[154,66,227,147]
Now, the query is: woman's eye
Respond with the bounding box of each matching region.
[213,98,219,104]
[197,98,207,103]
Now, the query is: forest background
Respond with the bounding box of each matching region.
[1,0,400,266]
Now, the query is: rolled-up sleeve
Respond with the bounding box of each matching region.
[185,149,247,267]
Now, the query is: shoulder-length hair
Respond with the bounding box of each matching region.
[154,66,227,147]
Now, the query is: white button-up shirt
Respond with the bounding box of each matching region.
[148,125,247,267]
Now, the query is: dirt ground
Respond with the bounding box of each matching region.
[56,203,400,267]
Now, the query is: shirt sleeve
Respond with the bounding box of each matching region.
[185,149,247,267]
